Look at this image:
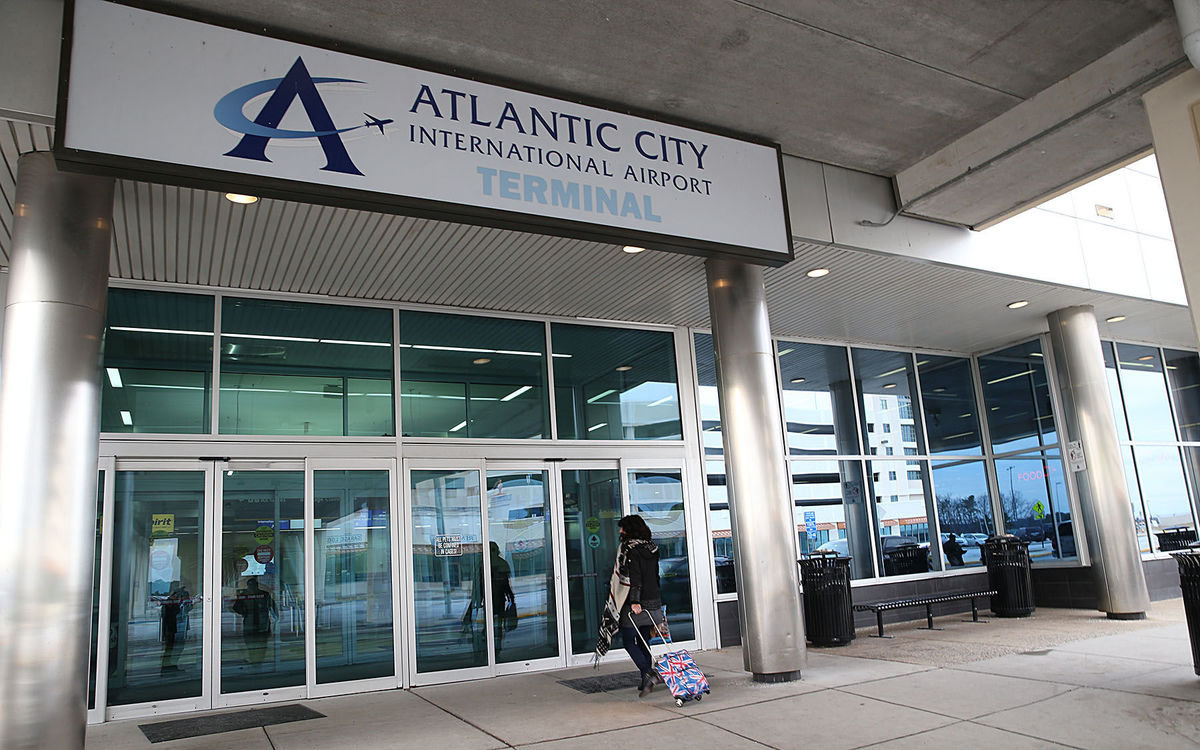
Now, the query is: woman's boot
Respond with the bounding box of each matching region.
[638,670,656,697]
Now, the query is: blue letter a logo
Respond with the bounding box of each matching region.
[215,56,364,176]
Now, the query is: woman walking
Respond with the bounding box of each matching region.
[593,514,664,697]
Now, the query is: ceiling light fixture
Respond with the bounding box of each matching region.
[882,382,897,389]
[806,268,830,278]
[790,377,806,384]
[500,385,532,402]
[622,245,646,254]
[615,365,633,372]
[225,193,259,204]
[449,421,467,432]
[1106,315,1126,323]
[1138,355,1155,362]
[473,358,491,365]
[1007,300,1029,309]
[106,368,124,388]
[120,410,133,426]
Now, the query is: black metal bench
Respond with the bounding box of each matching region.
[853,590,998,638]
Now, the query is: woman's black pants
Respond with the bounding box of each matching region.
[620,625,654,675]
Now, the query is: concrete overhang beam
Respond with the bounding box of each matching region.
[894,19,1188,230]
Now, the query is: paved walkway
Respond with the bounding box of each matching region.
[87,599,1200,749]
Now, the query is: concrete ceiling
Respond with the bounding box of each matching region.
[154,0,1185,224]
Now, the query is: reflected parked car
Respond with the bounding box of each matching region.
[1051,521,1076,557]
[959,533,989,546]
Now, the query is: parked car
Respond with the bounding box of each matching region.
[959,533,989,546]
[1051,521,1076,557]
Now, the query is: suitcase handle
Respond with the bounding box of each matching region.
[630,611,670,655]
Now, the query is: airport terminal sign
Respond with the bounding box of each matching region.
[58,0,792,263]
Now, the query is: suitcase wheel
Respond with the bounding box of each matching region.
[675,698,684,707]
[694,694,702,701]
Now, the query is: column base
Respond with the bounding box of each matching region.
[1106,611,1147,620]
[752,670,802,683]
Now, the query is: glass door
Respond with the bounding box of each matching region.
[560,465,622,664]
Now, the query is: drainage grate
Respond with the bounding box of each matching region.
[558,671,645,694]
[138,704,325,743]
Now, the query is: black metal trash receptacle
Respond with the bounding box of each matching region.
[798,553,854,646]
[984,535,1035,617]
[882,544,927,576]
[1157,527,1198,552]
[1173,547,1200,676]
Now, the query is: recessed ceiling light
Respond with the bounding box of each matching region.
[622,245,646,254]
[1106,315,1126,323]
[1138,355,1155,361]
[1007,300,1029,309]
[882,382,897,389]
[615,365,633,372]
[473,358,491,365]
[790,377,806,384]
[806,268,830,278]
[225,193,259,204]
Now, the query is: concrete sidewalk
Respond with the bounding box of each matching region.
[87,599,1200,749]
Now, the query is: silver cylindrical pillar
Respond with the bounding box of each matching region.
[1046,305,1150,618]
[0,153,113,749]
[705,258,805,681]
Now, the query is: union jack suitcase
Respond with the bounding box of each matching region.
[635,619,711,706]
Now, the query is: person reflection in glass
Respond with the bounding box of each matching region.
[943,533,966,567]
[160,580,192,672]
[469,542,515,654]
[232,576,276,664]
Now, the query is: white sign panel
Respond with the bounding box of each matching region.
[59,0,791,263]
[1066,440,1087,473]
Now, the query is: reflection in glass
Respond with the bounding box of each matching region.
[1122,446,1150,553]
[793,460,874,580]
[780,342,859,456]
[400,311,549,438]
[931,460,993,569]
[553,324,681,440]
[1103,342,1132,441]
[995,453,1075,561]
[979,340,1058,453]
[629,471,694,640]
[219,298,393,436]
[1132,446,1197,553]
[314,471,393,684]
[867,460,937,574]
[1165,348,1200,442]
[101,288,213,433]
[411,470,485,672]
[107,471,205,706]
[89,475,104,710]
[852,349,924,457]
[705,458,736,593]
[694,333,722,449]
[563,470,621,653]
[917,355,983,456]
[220,472,305,693]
[486,471,558,663]
[1114,343,1178,443]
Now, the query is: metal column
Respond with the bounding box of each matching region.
[1046,305,1150,618]
[0,152,113,748]
[705,258,805,681]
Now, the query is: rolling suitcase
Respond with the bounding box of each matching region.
[634,619,711,707]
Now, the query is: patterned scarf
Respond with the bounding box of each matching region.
[593,538,656,666]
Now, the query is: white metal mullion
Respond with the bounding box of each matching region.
[206,463,221,705]
[393,308,403,441]
[844,346,882,579]
[477,462,496,672]
[545,321,558,441]
[390,459,407,688]
[210,294,222,435]
[547,466,570,667]
[92,458,117,721]
[909,354,944,569]
[304,459,316,692]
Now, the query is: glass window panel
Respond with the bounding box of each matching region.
[554,324,681,440]
[487,471,558,663]
[220,298,393,436]
[220,471,305,693]
[399,311,549,439]
[1165,349,1200,442]
[1102,342,1131,441]
[1124,446,1153,554]
[979,340,1058,453]
[410,470,486,672]
[704,458,736,594]
[917,355,983,456]
[795,459,874,580]
[867,460,937,575]
[852,349,924,457]
[780,342,860,456]
[88,475,104,710]
[629,470,694,641]
[995,452,1075,561]
[1115,343,1177,443]
[562,469,622,654]
[102,288,214,433]
[931,460,993,569]
[314,470,394,684]
[107,471,205,706]
[1132,446,1197,554]
[694,333,722,453]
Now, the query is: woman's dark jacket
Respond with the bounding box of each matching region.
[624,542,661,607]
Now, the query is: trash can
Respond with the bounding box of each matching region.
[797,552,854,646]
[882,543,927,576]
[1156,527,1198,552]
[1172,547,1200,676]
[984,535,1035,617]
